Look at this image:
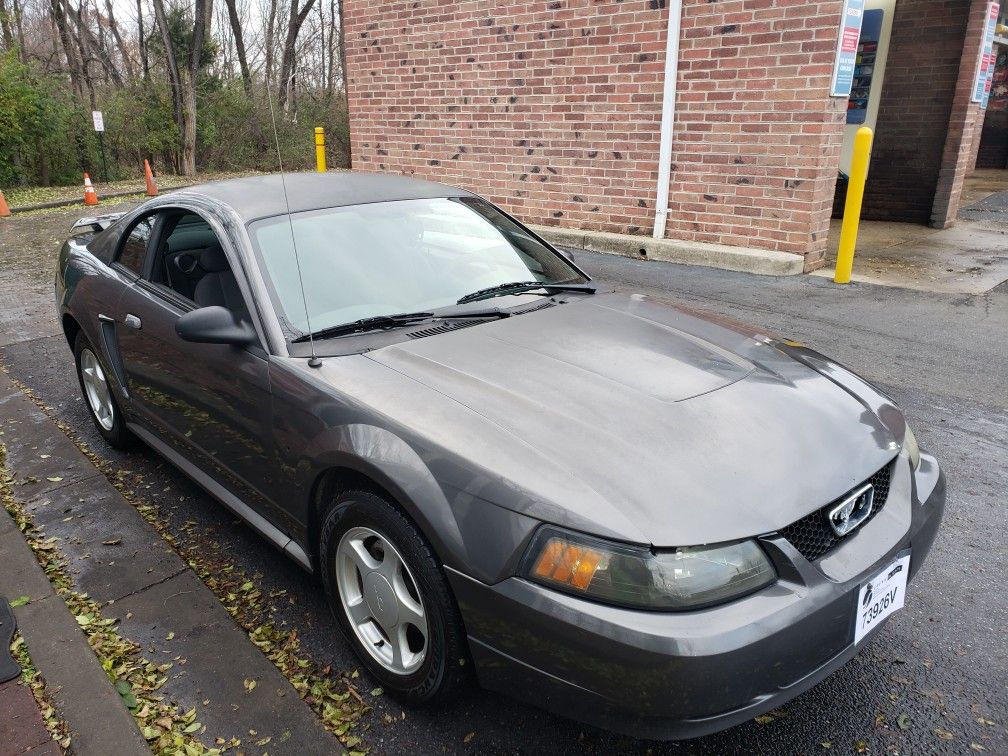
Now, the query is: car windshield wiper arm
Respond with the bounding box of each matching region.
[456,280,595,305]
[292,312,435,342]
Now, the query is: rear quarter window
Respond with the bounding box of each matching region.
[116,218,154,276]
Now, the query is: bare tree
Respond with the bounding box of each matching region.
[223,0,251,96]
[136,0,147,78]
[277,0,315,110]
[104,0,134,80]
[263,0,277,89]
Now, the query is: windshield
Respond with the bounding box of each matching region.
[248,196,586,337]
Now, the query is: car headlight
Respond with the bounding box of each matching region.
[521,527,776,611]
[903,424,921,471]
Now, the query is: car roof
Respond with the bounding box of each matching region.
[171,171,476,222]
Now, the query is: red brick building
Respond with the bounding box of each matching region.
[345,0,995,272]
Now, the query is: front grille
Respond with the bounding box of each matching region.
[779,460,895,562]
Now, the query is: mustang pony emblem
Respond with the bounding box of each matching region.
[828,483,875,537]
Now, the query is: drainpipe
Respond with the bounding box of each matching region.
[652,0,684,239]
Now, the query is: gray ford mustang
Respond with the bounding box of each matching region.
[55,172,945,739]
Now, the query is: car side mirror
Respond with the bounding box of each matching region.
[176,306,257,346]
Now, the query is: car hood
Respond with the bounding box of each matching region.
[365,292,903,546]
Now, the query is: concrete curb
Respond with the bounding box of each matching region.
[0,371,343,754]
[532,225,805,277]
[0,479,150,755]
[7,184,196,214]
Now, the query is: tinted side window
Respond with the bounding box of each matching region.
[117,218,153,275]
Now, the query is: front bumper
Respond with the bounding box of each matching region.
[448,452,945,740]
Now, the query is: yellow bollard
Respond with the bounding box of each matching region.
[314,127,326,173]
[834,126,873,284]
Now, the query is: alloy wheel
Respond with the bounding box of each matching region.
[335,526,428,675]
[80,348,115,431]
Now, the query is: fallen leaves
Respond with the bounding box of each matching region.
[1,442,221,756]
[10,595,30,607]
[3,384,369,752]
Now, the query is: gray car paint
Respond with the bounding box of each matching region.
[54,173,944,739]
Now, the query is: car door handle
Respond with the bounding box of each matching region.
[123,314,142,330]
[97,313,114,323]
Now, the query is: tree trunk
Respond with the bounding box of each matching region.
[0,0,14,50]
[11,0,24,57]
[223,0,251,96]
[180,0,212,175]
[264,0,277,90]
[180,67,197,175]
[278,0,316,110]
[49,0,85,99]
[136,0,147,78]
[104,0,134,79]
[151,0,183,164]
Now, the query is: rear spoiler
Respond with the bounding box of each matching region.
[70,212,125,235]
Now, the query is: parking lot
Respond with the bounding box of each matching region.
[1,201,1005,754]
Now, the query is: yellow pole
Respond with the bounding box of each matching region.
[834,126,873,284]
[314,127,326,173]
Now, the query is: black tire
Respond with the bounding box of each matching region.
[320,489,469,706]
[74,331,133,449]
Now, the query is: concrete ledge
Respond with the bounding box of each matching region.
[531,225,805,277]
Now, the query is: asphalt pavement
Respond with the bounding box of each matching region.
[0,203,1004,754]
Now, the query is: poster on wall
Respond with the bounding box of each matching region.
[846,9,885,123]
[972,2,1000,105]
[990,48,1008,111]
[831,0,867,97]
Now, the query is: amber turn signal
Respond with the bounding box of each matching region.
[532,537,603,591]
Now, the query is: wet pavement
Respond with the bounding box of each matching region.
[0,203,1005,754]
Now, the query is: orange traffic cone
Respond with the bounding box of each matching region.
[83,173,99,206]
[144,159,158,197]
[0,190,10,218]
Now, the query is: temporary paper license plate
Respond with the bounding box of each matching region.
[854,551,911,645]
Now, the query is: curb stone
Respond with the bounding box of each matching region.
[0,371,344,754]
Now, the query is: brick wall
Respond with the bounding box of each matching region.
[931,0,991,227]
[670,0,845,267]
[344,0,850,265]
[861,0,972,224]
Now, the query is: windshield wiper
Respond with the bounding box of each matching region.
[456,280,595,305]
[292,312,435,342]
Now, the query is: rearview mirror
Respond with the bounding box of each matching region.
[176,306,257,346]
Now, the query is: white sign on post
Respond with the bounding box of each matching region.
[92,110,105,132]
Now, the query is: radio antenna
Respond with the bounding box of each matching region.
[265,78,322,368]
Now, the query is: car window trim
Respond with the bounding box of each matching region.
[134,203,270,353]
[112,212,158,279]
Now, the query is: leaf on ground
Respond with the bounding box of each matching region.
[166,631,175,640]
[934,728,955,740]
[970,744,986,752]
[820,742,832,750]
[854,740,868,753]
[754,714,776,724]
[46,476,63,482]
[897,713,911,730]
[10,595,30,607]
[243,678,256,693]
[463,731,475,744]
[370,687,383,697]
[102,538,122,546]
